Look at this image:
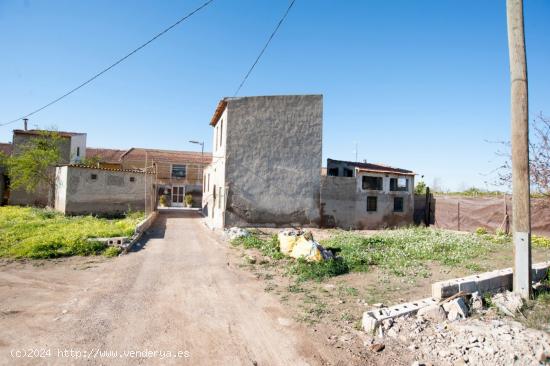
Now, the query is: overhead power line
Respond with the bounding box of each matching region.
[1,0,215,127]
[233,0,296,97]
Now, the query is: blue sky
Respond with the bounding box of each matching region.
[1,0,549,191]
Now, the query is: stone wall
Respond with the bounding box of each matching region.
[223,95,323,227]
[55,166,153,216]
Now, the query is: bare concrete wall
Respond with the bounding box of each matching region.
[55,166,153,215]
[321,174,414,229]
[223,95,323,227]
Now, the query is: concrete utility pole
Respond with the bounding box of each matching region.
[506,0,532,299]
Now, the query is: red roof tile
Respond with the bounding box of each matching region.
[86,147,127,163]
[328,159,415,176]
[121,148,212,164]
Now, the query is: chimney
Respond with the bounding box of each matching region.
[23,118,28,131]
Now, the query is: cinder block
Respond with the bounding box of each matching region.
[431,262,550,299]
[362,297,437,332]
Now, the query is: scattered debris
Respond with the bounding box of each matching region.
[370,343,385,352]
[362,297,439,332]
[277,229,333,262]
[469,291,483,311]
[443,297,469,322]
[225,227,249,241]
[363,311,550,365]
[417,304,446,322]
[492,291,524,317]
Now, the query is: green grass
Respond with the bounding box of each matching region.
[320,227,497,277]
[103,246,122,257]
[287,257,349,282]
[533,235,550,248]
[231,234,284,259]
[230,227,548,282]
[0,206,143,259]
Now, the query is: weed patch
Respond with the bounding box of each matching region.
[103,246,122,257]
[0,207,143,259]
[287,257,349,282]
[231,234,284,260]
[320,227,497,277]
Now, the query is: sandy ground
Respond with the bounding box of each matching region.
[0,211,397,366]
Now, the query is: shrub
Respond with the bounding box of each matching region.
[533,235,550,248]
[184,194,193,206]
[103,246,121,257]
[495,228,507,236]
[287,257,349,282]
[475,227,488,235]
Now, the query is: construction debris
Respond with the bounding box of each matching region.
[225,227,250,241]
[277,229,333,262]
[492,291,524,317]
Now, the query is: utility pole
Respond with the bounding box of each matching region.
[506,0,531,299]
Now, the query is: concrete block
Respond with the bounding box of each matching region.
[362,297,438,332]
[432,261,550,299]
[417,304,447,322]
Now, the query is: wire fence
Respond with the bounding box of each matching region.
[415,194,550,236]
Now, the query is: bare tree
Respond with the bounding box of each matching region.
[494,113,550,201]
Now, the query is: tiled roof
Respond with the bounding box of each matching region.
[13,129,85,137]
[0,143,13,156]
[210,99,229,126]
[60,164,152,174]
[121,148,212,164]
[86,147,127,163]
[328,159,415,176]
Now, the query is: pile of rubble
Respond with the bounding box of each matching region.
[225,227,250,241]
[363,292,550,365]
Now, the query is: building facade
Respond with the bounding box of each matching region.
[120,148,211,207]
[86,147,212,207]
[321,159,415,229]
[202,95,323,228]
[55,165,154,216]
[9,130,86,206]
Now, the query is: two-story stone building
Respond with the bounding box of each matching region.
[202,95,323,228]
[321,159,415,229]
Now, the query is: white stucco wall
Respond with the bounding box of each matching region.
[69,134,87,163]
[55,166,153,215]
[202,108,227,228]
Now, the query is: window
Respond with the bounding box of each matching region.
[390,177,409,191]
[129,177,135,182]
[91,174,97,180]
[171,164,187,178]
[328,168,339,176]
[343,168,354,177]
[207,173,210,192]
[394,197,404,212]
[76,147,80,157]
[218,187,222,208]
[362,176,382,190]
[367,196,377,212]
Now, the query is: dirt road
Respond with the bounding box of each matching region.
[0,211,365,365]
